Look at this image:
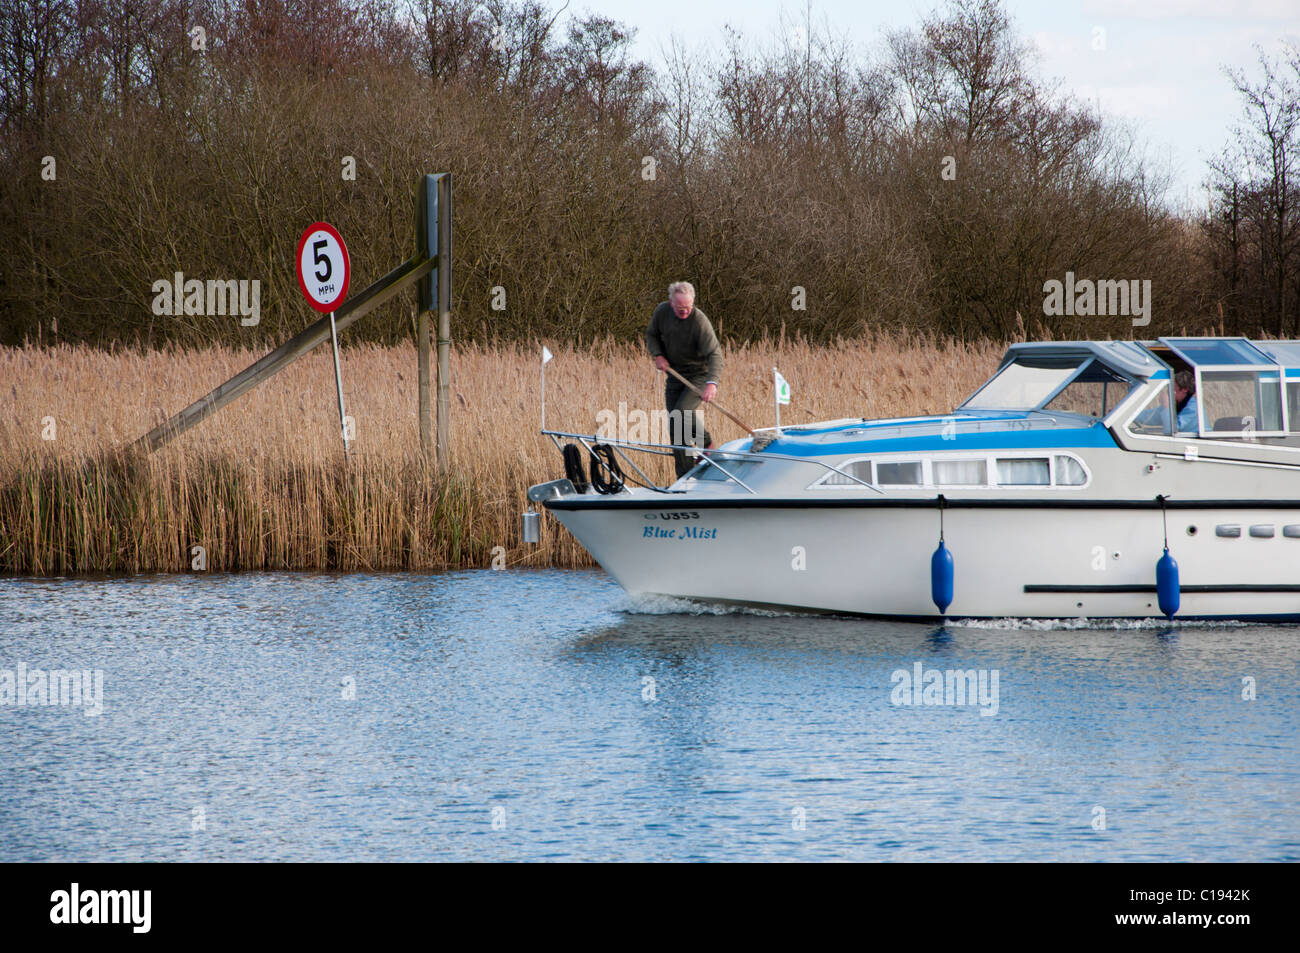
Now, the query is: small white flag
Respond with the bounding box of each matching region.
[542,345,553,365]
[774,368,791,405]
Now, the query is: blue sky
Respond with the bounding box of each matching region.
[571,0,1300,210]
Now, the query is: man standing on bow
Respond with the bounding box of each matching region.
[645,281,723,478]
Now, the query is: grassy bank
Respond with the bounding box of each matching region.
[0,335,1005,575]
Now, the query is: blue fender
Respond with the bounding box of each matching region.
[931,541,954,615]
[1156,547,1180,619]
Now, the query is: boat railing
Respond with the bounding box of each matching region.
[541,429,884,495]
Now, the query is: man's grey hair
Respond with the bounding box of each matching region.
[668,281,695,300]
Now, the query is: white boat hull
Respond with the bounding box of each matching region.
[537,336,1300,621]
[548,498,1300,620]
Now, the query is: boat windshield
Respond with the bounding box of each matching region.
[961,355,1088,411]
[686,456,764,483]
[1042,359,1136,417]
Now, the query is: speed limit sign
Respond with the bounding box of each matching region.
[296,222,350,312]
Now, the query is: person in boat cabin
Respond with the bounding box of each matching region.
[1135,369,1198,434]
[645,281,724,477]
[1174,370,1199,433]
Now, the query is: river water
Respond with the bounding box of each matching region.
[1,569,1297,862]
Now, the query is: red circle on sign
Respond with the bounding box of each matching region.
[296,221,350,312]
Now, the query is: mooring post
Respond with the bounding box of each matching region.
[435,173,452,472]
[416,173,451,465]
[416,177,435,459]
[417,307,432,457]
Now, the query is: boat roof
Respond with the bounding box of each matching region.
[1000,337,1300,380]
[998,340,1163,380]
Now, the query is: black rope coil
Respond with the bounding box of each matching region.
[589,443,626,495]
[562,443,589,493]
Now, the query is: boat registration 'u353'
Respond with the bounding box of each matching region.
[527,338,1300,620]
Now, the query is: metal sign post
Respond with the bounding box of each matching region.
[329,311,349,455]
[295,222,351,455]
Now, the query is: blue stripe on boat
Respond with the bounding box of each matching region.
[762,422,1117,456]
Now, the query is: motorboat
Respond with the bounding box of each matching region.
[527,337,1300,620]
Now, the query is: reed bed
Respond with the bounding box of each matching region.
[0,333,1006,575]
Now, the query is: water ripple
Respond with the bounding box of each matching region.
[0,569,1297,861]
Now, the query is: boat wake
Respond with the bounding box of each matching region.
[618,597,1273,628]
[949,616,1258,631]
[618,593,806,617]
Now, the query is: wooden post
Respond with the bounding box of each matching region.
[417,308,431,456]
[416,175,436,459]
[436,173,452,471]
[416,173,450,463]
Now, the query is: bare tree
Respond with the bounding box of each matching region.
[1205,45,1300,335]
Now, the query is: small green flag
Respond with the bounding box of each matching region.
[774,368,791,405]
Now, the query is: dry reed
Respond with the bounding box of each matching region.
[0,333,1006,575]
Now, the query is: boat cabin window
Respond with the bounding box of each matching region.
[996,457,1050,485]
[821,460,873,486]
[809,454,1088,489]
[932,459,986,485]
[877,461,923,485]
[1198,369,1284,434]
[1260,343,1300,433]
[1055,455,1088,485]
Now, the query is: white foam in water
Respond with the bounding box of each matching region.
[620,599,1266,627]
[618,592,803,617]
[950,616,1256,631]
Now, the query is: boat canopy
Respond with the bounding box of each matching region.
[959,341,1152,415]
[997,341,1163,380]
[963,337,1300,436]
